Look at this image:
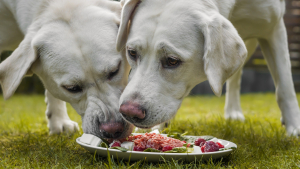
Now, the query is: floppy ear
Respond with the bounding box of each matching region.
[116,0,140,51]
[120,0,126,7]
[0,34,38,99]
[201,13,247,97]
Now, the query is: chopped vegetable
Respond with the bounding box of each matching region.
[219,147,237,151]
[110,146,129,152]
[164,147,187,153]
[143,148,161,152]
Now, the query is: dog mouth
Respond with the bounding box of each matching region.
[98,121,134,139]
[82,115,133,140]
[134,124,154,129]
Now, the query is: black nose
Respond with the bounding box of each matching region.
[99,122,124,139]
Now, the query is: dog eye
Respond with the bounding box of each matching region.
[127,49,137,61]
[63,85,82,93]
[108,68,119,80]
[164,57,181,68]
[108,61,121,80]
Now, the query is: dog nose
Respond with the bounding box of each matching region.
[119,102,146,120]
[99,122,124,139]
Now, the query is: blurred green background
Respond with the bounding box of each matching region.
[0,51,44,94]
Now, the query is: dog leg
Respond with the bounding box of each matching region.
[225,39,258,121]
[45,90,79,135]
[259,20,300,136]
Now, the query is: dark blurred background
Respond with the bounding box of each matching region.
[0,0,300,95]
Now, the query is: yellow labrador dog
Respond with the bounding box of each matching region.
[0,0,134,139]
[117,0,300,136]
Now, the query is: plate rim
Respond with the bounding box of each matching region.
[76,135,237,156]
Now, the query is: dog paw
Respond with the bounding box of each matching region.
[285,126,300,137]
[284,121,300,137]
[48,119,79,135]
[225,111,245,121]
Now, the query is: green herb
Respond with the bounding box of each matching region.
[99,142,108,148]
[164,147,187,153]
[99,137,110,145]
[172,147,188,153]
[110,147,129,152]
[162,128,189,141]
[143,148,161,152]
[187,148,194,153]
[204,136,215,141]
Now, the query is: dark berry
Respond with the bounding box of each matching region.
[203,141,219,152]
[217,142,224,148]
[162,145,173,152]
[195,138,206,146]
[133,146,145,151]
[111,141,121,147]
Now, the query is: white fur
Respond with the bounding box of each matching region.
[117,0,300,136]
[0,0,134,138]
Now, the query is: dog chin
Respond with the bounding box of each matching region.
[133,124,154,129]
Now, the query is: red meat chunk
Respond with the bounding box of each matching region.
[131,133,185,151]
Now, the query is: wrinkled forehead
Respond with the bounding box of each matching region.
[128,0,202,54]
[37,17,121,75]
[71,6,120,51]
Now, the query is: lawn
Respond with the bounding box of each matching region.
[0,94,299,168]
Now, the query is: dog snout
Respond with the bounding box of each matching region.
[119,102,146,121]
[99,122,124,139]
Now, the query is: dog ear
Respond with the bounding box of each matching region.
[116,0,140,51]
[0,33,38,99]
[201,13,247,97]
[120,0,126,7]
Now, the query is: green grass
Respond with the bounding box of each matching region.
[0,94,300,168]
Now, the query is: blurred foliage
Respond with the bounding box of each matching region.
[0,51,45,94]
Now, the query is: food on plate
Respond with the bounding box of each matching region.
[80,132,235,153]
[120,141,134,150]
[98,132,193,153]
[201,141,220,152]
[194,138,206,146]
[129,133,186,152]
[217,142,225,148]
[110,140,121,147]
[194,138,226,153]
[80,133,102,146]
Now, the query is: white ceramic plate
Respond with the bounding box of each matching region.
[76,134,237,162]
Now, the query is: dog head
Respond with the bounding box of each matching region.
[116,0,247,128]
[0,0,134,139]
